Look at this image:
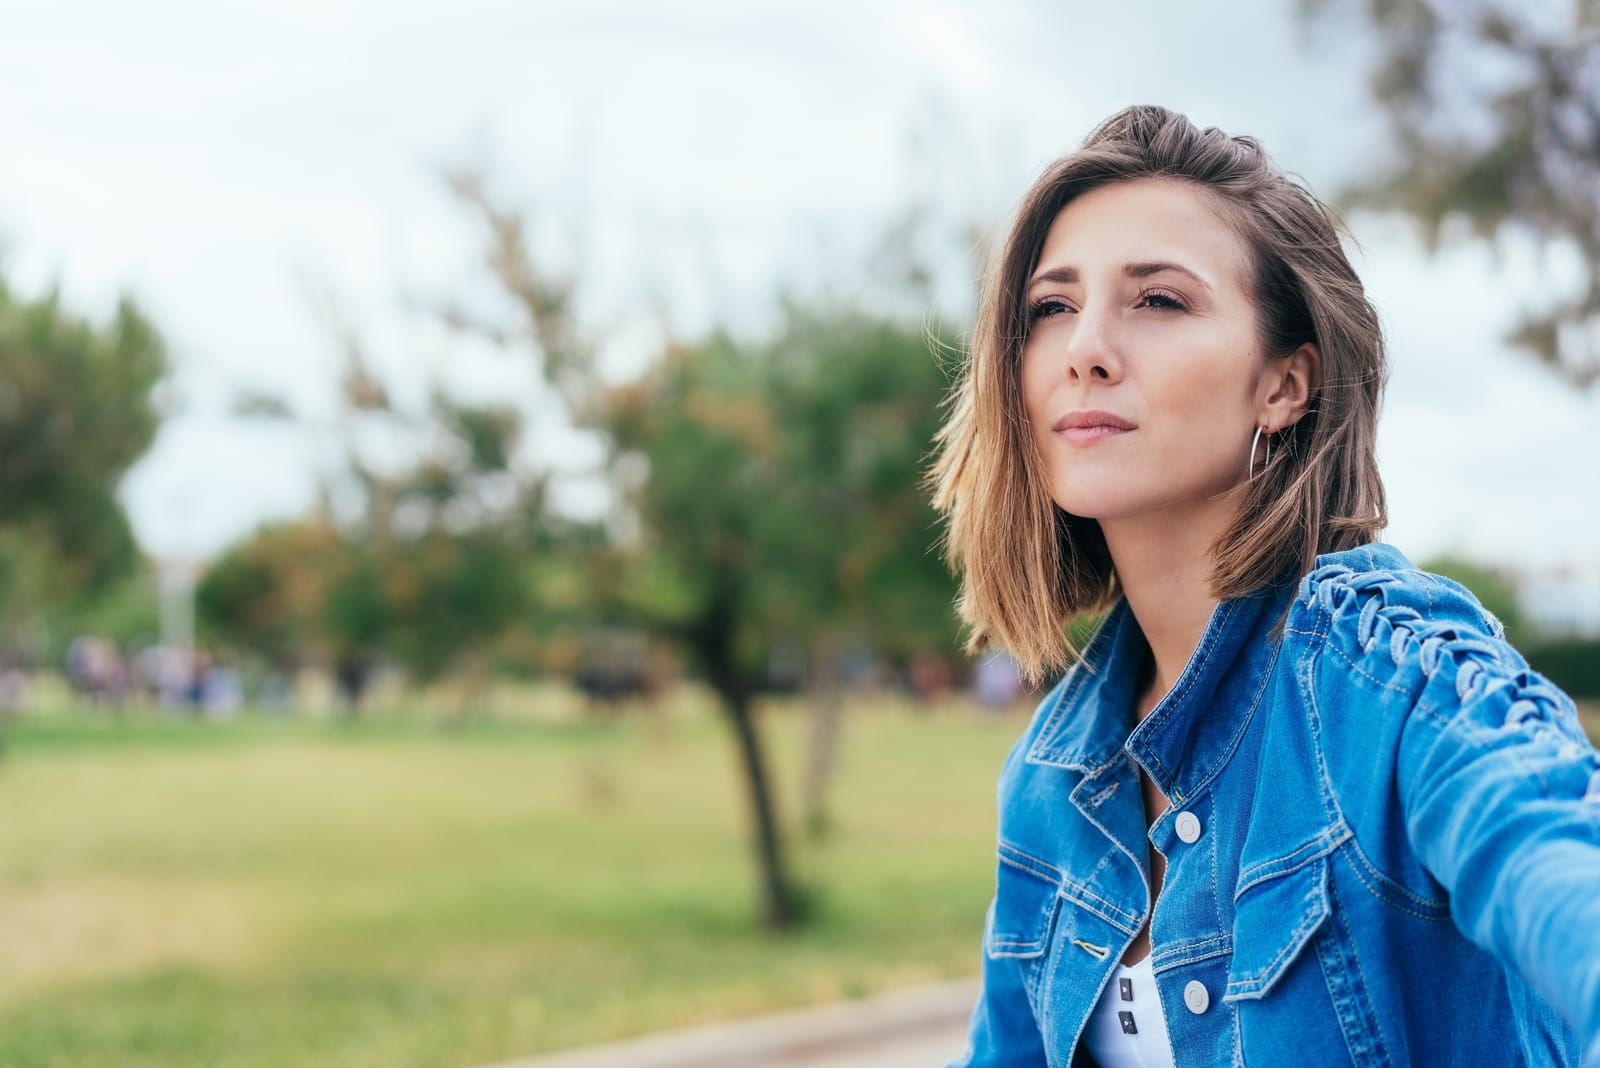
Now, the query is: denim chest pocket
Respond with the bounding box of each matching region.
[986,841,1064,959]
[1224,852,1331,1002]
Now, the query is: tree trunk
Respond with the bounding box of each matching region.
[718,684,799,930]
[689,559,802,931]
[802,633,845,839]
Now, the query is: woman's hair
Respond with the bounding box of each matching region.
[928,104,1387,684]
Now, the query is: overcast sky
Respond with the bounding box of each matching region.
[3,0,1597,583]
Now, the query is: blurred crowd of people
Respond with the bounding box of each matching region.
[0,630,1036,720]
[58,635,245,715]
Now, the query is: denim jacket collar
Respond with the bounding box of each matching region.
[1025,579,1291,806]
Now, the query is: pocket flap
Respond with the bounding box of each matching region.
[1224,854,1330,1001]
[985,842,1063,959]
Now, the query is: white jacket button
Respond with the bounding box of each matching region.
[1175,811,1202,843]
[1184,980,1210,1014]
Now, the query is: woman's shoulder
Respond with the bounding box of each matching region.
[1285,541,1507,649]
[1274,541,1592,763]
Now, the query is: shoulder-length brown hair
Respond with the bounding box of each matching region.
[929,104,1387,684]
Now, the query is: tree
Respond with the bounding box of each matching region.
[444,173,965,929]
[197,379,551,713]
[0,280,167,650]
[758,308,962,835]
[196,518,345,674]
[1306,0,1600,386]
[598,313,960,924]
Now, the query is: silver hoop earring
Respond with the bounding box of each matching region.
[1248,425,1271,482]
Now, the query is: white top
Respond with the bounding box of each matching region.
[1081,954,1176,1068]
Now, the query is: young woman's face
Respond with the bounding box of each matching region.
[1020,178,1275,526]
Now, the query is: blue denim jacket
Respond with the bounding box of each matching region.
[951,543,1600,1067]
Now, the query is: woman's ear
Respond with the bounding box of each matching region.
[1260,342,1320,430]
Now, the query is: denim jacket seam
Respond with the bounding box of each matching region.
[1189,640,1283,805]
[1298,634,1356,831]
[1061,887,1142,934]
[1337,839,1451,920]
[998,838,1144,934]
[1067,766,1150,936]
[1302,620,1456,917]
[1154,932,1233,970]
[1227,871,1327,997]
[1026,668,1083,765]
[1130,635,1282,813]
[998,840,1065,884]
[1212,791,1228,963]
[1235,824,1350,895]
[1323,873,1397,1065]
[1318,637,1415,696]
[1130,599,1237,788]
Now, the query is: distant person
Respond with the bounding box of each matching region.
[0,660,26,714]
[65,634,127,710]
[909,653,953,707]
[929,106,1600,1066]
[972,650,1025,713]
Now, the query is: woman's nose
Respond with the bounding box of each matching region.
[1061,305,1122,383]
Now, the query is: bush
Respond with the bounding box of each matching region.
[1524,637,1600,700]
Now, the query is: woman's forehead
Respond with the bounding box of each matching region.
[1034,178,1253,291]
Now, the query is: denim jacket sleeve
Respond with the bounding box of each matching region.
[1299,562,1600,1065]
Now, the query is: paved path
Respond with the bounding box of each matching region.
[478,979,978,1068]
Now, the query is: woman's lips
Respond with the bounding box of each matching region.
[1052,410,1135,445]
[1058,424,1131,445]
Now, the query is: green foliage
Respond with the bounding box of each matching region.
[198,381,557,690]
[602,307,961,685]
[1524,637,1600,700]
[760,308,961,661]
[197,521,346,669]
[387,529,528,684]
[1308,1,1600,386]
[0,282,168,638]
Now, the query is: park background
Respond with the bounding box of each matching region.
[2,2,1598,1066]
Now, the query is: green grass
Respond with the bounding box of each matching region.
[0,696,1021,1068]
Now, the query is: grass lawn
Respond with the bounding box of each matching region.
[0,695,1021,1068]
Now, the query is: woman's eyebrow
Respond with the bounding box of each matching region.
[1027,265,1077,288]
[1027,261,1214,294]
[1124,261,1213,294]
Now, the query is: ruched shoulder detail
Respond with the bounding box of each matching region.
[1291,559,1594,766]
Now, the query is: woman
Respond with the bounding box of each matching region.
[930,105,1600,1067]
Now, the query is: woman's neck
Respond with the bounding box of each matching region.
[1100,495,1240,720]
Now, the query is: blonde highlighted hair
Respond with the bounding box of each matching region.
[929,105,1387,684]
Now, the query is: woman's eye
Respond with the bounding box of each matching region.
[1028,298,1071,322]
[1138,288,1187,311]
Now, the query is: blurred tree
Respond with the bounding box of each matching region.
[1306,0,1600,386]
[198,377,549,715]
[601,317,960,921]
[0,280,167,651]
[757,308,961,836]
[197,517,346,674]
[447,172,964,928]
